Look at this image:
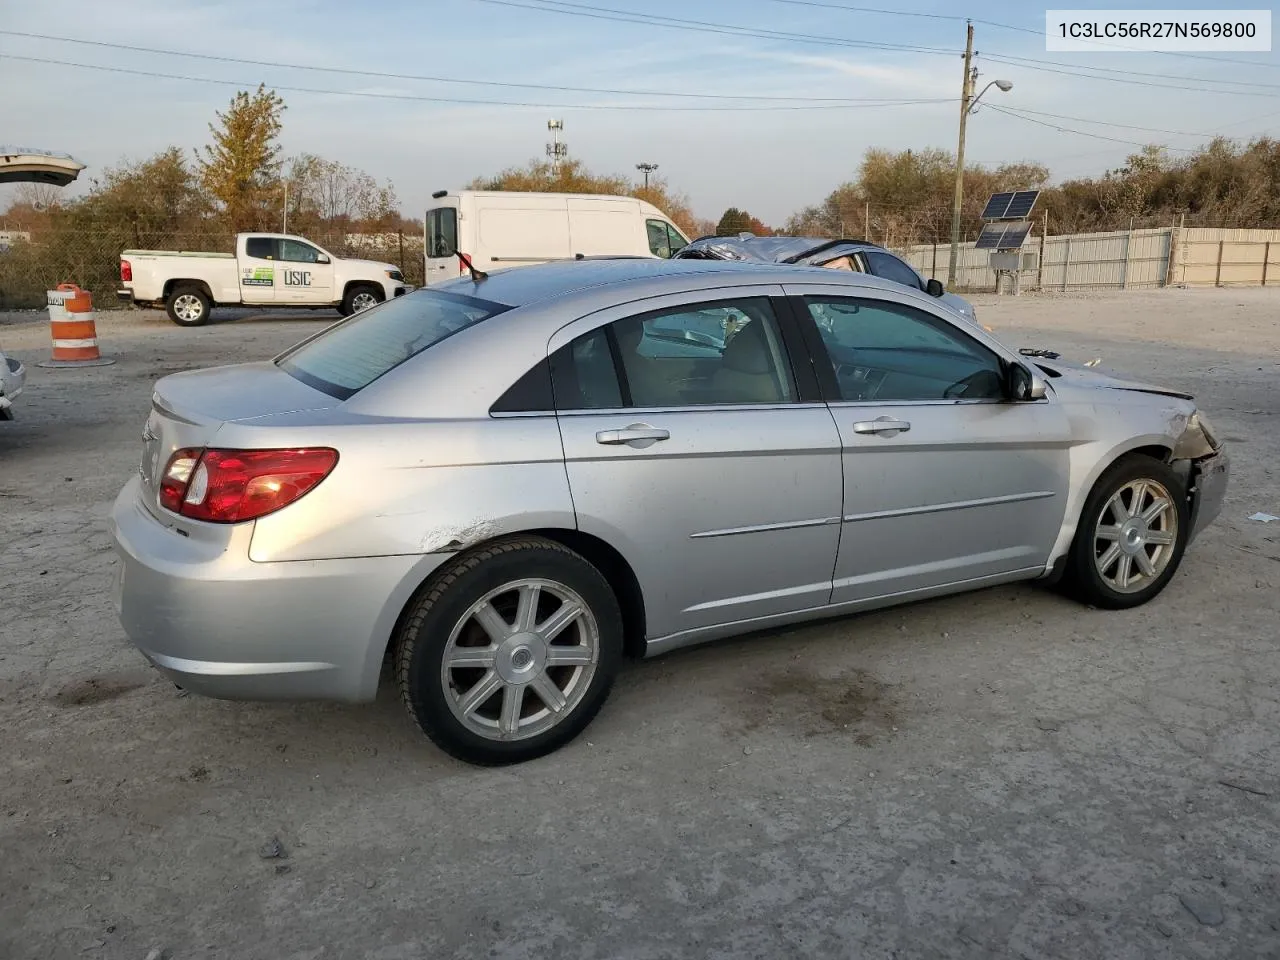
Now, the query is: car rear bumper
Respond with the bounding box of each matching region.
[108,475,444,702]
[116,288,135,304]
[0,354,25,417]
[1188,448,1229,543]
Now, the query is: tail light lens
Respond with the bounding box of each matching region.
[157,447,338,523]
[120,259,133,282]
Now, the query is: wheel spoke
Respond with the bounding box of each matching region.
[457,669,502,716]
[1145,529,1175,546]
[545,644,594,667]
[1134,549,1156,578]
[536,600,583,643]
[1142,498,1171,525]
[530,672,567,714]
[499,684,524,736]
[447,645,496,669]
[1097,543,1121,575]
[472,602,511,643]
[1126,481,1148,518]
[1115,553,1133,589]
[1096,524,1122,542]
[515,584,540,632]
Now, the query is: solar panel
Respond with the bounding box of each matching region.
[981,192,1014,220]
[1003,191,1040,220]
[977,221,1034,251]
[981,190,1041,221]
[1000,222,1033,248]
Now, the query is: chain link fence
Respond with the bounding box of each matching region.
[0,227,426,309]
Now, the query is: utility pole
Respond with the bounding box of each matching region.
[948,21,976,286]
[546,120,567,175]
[636,162,658,190]
[282,179,288,235]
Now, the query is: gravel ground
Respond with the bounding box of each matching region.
[1,290,1278,960]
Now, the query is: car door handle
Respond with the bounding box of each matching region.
[595,425,670,446]
[852,417,911,436]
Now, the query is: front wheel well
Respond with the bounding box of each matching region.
[342,279,383,300]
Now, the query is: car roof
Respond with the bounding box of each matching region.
[430,256,912,309]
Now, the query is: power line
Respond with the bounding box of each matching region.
[985,52,1280,91]
[758,0,1041,35]
[0,29,940,103]
[983,103,1198,152]
[472,0,960,56]
[980,55,1280,99]
[988,106,1228,139]
[0,52,953,111]
[487,0,1280,92]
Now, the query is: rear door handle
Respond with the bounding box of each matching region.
[595,424,670,446]
[852,417,911,436]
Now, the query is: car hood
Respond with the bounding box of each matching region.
[343,258,398,274]
[1031,355,1194,400]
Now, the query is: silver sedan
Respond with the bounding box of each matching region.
[109,260,1229,764]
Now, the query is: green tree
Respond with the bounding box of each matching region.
[199,84,286,231]
[716,208,754,234]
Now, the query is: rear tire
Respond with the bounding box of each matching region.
[340,284,382,317]
[165,285,212,327]
[395,536,623,765]
[1064,454,1189,609]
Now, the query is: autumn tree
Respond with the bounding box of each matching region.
[285,154,399,233]
[199,84,286,232]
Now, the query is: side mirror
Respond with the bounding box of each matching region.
[1007,362,1048,401]
[316,253,331,264]
[925,278,945,297]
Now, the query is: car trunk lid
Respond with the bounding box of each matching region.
[138,362,340,521]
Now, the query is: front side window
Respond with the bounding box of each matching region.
[245,236,276,260]
[278,290,509,399]
[427,207,458,258]
[280,239,321,263]
[552,298,796,410]
[665,223,689,256]
[864,250,924,290]
[806,297,1004,402]
[646,220,672,258]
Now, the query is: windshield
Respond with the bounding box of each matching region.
[277,290,509,399]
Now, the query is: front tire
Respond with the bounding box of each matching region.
[340,284,382,317]
[395,537,623,765]
[165,285,212,327]
[1065,454,1189,609]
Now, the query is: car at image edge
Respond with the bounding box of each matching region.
[108,258,1229,765]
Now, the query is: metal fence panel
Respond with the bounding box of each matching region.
[1177,228,1280,287]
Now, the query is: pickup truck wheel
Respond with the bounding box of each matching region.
[341,284,382,317]
[166,285,211,327]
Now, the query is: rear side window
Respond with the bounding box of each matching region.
[245,237,276,260]
[865,250,924,290]
[427,207,458,258]
[278,290,510,399]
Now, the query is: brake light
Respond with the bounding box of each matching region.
[120,259,133,282]
[157,447,339,523]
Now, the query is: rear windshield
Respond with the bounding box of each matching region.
[277,290,510,399]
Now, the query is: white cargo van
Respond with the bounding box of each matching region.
[423,191,690,285]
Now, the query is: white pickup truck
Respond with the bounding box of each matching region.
[118,232,409,326]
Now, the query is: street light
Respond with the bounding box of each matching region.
[946,49,1014,284]
[636,162,658,189]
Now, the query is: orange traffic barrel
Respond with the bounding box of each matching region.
[39,283,115,368]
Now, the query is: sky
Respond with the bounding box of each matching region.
[2,0,1279,225]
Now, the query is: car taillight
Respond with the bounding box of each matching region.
[157,447,338,523]
[120,260,132,282]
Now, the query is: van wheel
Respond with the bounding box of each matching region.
[165,285,211,327]
[340,284,382,317]
[395,536,623,765]
[1064,454,1189,609]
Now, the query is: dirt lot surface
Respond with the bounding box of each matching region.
[2,290,1278,960]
